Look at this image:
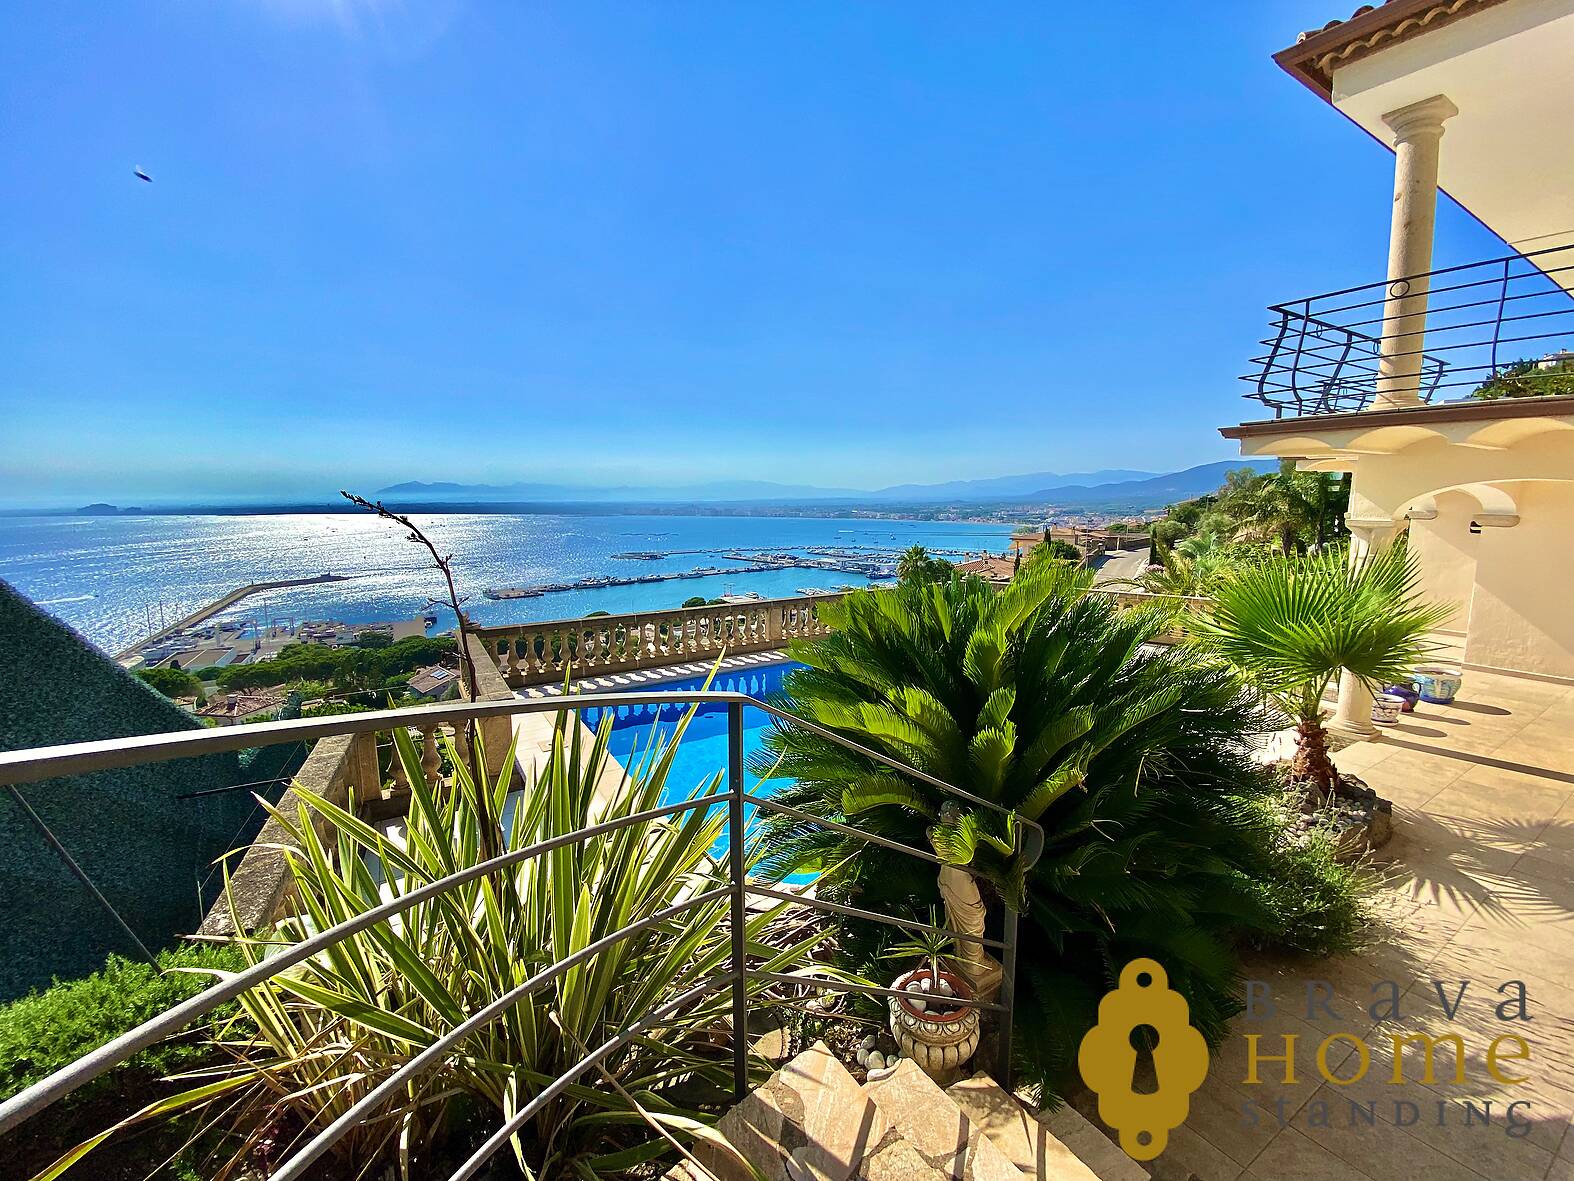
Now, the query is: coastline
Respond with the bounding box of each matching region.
[0,510,1022,655]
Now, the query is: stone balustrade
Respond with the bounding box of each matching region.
[196,586,1209,936]
[196,714,488,936]
[472,594,842,689]
[197,729,381,935]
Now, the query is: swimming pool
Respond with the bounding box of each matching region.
[580,661,806,873]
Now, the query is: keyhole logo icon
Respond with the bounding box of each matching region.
[1077,959,1209,1161]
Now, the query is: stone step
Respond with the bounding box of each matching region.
[947,1074,1150,1181]
[685,1041,897,1181]
[945,1074,1107,1180]
[1035,1101,1149,1181]
[862,1058,1023,1181]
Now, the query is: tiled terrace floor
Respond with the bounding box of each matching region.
[1160,669,1574,1181]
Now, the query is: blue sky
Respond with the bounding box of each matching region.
[0,1,1510,506]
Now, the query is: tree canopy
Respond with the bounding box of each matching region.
[215,635,455,692]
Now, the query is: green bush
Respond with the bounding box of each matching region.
[217,635,454,692]
[0,943,247,1104]
[63,721,845,1178]
[1471,357,1574,400]
[134,667,202,701]
[755,567,1372,1098]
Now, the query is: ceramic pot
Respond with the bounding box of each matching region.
[1371,693,1406,725]
[887,967,979,1083]
[1381,685,1419,712]
[1413,666,1464,705]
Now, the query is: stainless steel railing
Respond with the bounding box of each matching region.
[0,689,1044,1179]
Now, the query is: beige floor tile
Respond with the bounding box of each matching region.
[1185,1076,1287,1167]
[1159,1122,1245,1181]
[1427,777,1571,824]
[1290,1086,1495,1181]
[1227,675,1574,1180]
[1237,1127,1374,1180]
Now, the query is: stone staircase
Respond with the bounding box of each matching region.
[671,1042,1149,1181]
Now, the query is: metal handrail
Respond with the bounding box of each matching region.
[1244,241,1574,418]
[0,689,1044,1180]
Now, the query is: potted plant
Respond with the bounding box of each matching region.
[881,910,980,1083]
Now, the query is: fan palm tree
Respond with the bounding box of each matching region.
[1190,544,1449,796]
[753,562,1353,1094]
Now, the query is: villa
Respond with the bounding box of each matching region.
[1224,0,1574,734]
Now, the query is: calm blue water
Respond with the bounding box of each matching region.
[0,513,1014,652]
[582,661,807,876]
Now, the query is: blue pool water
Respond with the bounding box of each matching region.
[581,661,807,874]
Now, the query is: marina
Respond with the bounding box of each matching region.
[2,512,1018,654]
[483,548,903,600]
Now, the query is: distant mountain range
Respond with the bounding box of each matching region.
[376,460,1274,511]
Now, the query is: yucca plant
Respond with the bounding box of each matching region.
[879,909,954,991]
[753,563,1359,1097]
[42,704,837,1181]
[1189,543,1449,797]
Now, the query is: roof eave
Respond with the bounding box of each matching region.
[1273,0,1511,104]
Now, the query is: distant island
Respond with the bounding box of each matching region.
[75,504,145,516]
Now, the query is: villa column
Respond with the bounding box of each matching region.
[1371,94,1457,411]
[1329,517,1401,738]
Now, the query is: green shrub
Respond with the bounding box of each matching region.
[134,667,202,700]
[216,636,455,693]
[755,566,1372,1098]
[60,719,845,1178]
[0,943,246,1104]
[1471,357,1574,400]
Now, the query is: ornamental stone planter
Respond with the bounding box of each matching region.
[1413,665,1464,704]
[887,966,979,1085]
[1371,692,1406,725]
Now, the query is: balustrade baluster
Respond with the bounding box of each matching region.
[505,634,521,683]
[420,725,441,783]
[389,734,410,792]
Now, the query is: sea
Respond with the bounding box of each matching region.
[0,512,1017,654]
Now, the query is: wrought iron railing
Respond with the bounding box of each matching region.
[0,691,1042,1179]
[1245,243,1574,417]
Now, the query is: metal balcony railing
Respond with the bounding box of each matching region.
[0,691,1043,1181]
[1245,243,1574,418]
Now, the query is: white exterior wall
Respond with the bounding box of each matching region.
[1407,490,1480,636]
[1464,481,1574,680]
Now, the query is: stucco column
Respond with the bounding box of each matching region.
[1329,518,1401,738]
[1372,94,1457,411]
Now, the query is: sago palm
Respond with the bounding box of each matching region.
[754,562,1349,1096]
[1190,543,1449,796]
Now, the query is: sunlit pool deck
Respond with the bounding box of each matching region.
[1165,669,1574,1181]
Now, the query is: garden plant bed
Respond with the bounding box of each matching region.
[1280,769,1393,860]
